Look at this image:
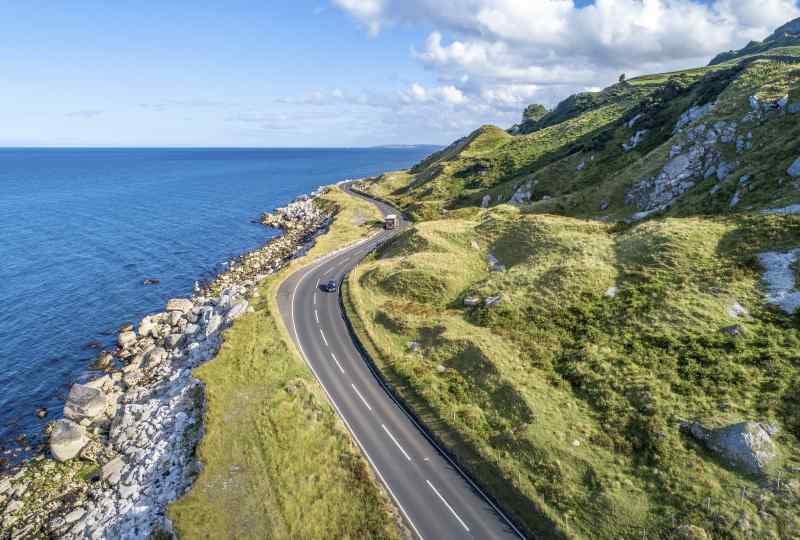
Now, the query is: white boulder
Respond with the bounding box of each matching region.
[50,419,88,462]
[64,383,107,422]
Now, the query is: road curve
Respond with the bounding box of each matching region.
[277,186,525,540]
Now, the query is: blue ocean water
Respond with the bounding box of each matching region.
[0,147,433,455]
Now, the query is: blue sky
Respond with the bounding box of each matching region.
[1,0,797,147]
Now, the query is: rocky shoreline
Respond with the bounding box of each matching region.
[0,189,336,539]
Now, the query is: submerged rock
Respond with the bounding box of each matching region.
[50,419,88,462]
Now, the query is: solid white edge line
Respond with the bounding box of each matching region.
[339,201,527,538]
[381,424,412,462]
[426,480,470,532]
[351,383,372,411]
[288,259,424,540]
[324,190,525,540]
[331,353,345,374]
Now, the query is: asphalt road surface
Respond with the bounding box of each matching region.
[277,186,525,540]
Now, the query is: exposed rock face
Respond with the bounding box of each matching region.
[50,419,89,462]
[686,421,779,477]
[757,248,800,313]
[675,103,714,131]
[626,106,746,216]
[481,194,491,208]
[509,180,535,204]
[63,384,108,422]
[622,129,648,151]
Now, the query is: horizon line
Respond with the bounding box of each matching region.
[0,144,443,150]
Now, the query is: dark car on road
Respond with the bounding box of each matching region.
[322,279,337,293]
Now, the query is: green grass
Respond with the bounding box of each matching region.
[362,53,800,226]
[345,208,800,540]
[168,187,403,540]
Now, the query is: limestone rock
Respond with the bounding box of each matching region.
[63,383,107,422]
[138,316,157,338]
[226,300,249,321]
[165,334,185,350]
[101,456,125,485]
[509,180,535,204]
[686,421,779,476]
[169,311,183,326]
[464,296,481,307]
[117,331,137,350]
[166,298,193,313]
[90,351,114,371]
[64,507,86,524]
[145,347,168,368]
[622,129,648,151]
[49,419,88,462]
[481,194,491,208]
[205,314,222,337]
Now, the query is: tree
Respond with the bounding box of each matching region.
[619,73,627,83]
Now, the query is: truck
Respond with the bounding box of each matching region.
[384,214,400,230]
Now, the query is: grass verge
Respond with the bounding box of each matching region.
[167,187,405,540]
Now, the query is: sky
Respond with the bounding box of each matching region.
[1,0,798,147]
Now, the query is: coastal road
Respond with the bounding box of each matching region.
[277,186,525,540]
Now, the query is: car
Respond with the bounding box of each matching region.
[322,280,337,293]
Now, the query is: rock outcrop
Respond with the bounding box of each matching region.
[685,421,780,477]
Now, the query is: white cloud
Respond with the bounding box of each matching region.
[334,0,800,114]
[270,1,799,144]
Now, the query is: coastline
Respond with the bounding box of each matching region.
[0,186,339,538]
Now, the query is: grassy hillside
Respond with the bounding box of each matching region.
[346,20,800,540]
[356,51,800,224]
[168,188,403,540]
[347,208,800,539]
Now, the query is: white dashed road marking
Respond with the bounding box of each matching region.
[331,353,345,374]
[382,424,412,461]
[351,383,372,411]
[426,480,470,532]
[320,328,328,347]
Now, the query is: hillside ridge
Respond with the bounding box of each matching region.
[347,18,800,540]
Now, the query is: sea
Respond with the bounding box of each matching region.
[0,147,434,461]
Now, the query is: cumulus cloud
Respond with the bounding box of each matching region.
[333,0,800,118]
